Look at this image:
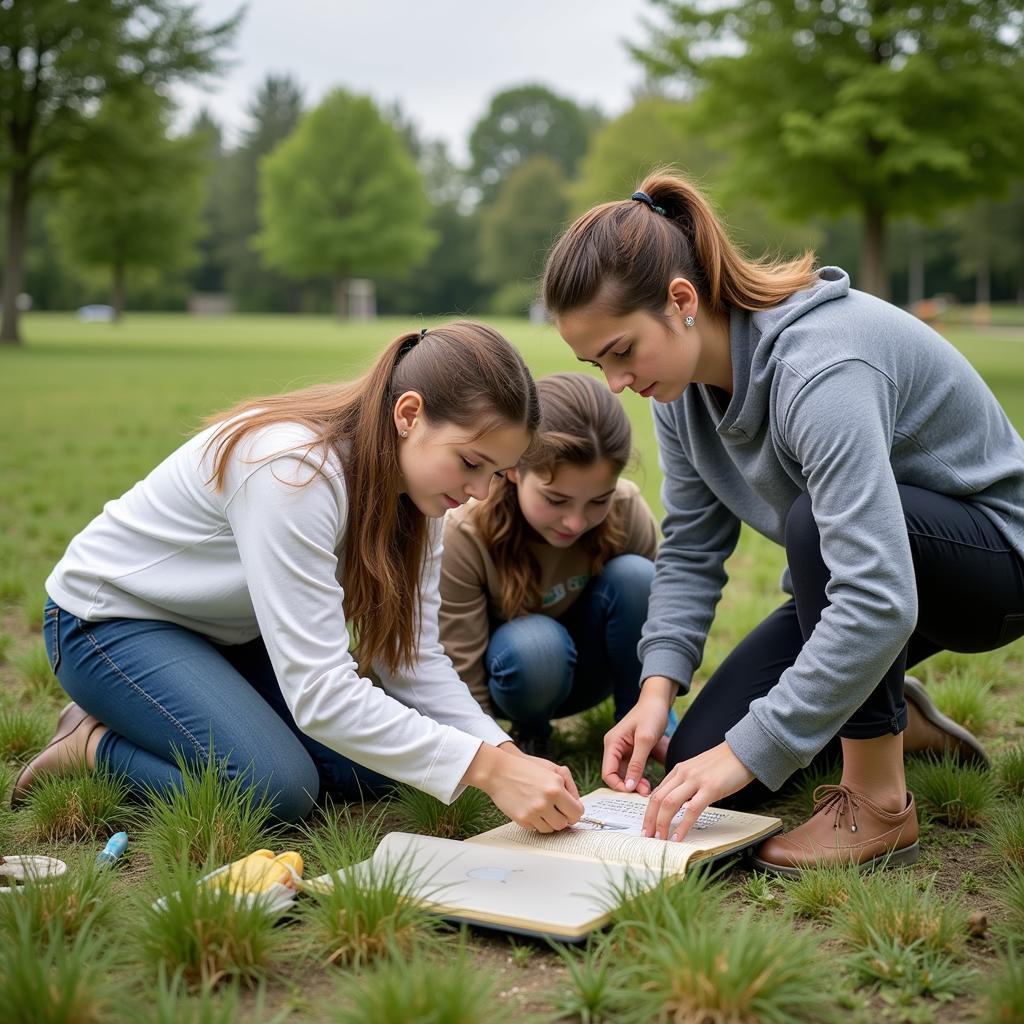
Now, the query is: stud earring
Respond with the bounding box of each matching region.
[684,315,695,328]
[400,430,408,438]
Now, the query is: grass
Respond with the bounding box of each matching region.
[981,799,1024,867]
[138,856,287,990]
[390,783,505,840]
[905,754,997,827]
[983,944,1024,1024]
[3,313,1024,1022]
[22,764,134,842]
[996,744,1024,797]
[929,670,994,735]
[0,701,53,762]
[780,861,861,921]
[832,872,968,958]
[297,845,446,969]
[333,943,525,1024]
[142,750,281,868]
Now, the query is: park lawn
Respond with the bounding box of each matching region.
[1,312,1023,1021]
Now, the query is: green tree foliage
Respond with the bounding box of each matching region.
[48,91,206,318]
[477,155,569,312]
[636,0,1024,299]
[469,84,602,198]
[257,89,435,318]
[217,75,304,311]
[0,0,239,343]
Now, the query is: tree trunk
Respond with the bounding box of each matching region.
[0,165,30,345]
[860,204,889,300]
[111,264,126,321]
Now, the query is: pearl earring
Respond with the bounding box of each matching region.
[684,315,695,328]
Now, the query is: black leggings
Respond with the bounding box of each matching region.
[667,485,1024,808]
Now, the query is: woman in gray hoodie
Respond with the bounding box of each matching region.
[542,171,1024,874]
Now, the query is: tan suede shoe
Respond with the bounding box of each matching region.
[750,784,919,877]
[903,675,989,766]
[10,702,102,808]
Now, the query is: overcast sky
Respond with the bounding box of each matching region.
[175,0,660,159]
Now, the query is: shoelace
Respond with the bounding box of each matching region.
[812,784,860,833]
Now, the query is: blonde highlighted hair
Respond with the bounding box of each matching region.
[543,169,818,319]
[204,322,539,675]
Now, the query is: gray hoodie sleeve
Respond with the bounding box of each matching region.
[725,359,918,789]
[639,402,741,688]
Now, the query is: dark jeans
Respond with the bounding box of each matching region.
[668,485,1024,808]
[42,601,393,823]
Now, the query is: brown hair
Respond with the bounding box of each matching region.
[204,321,539,674]
[543,169,818,320]
[475,372,632,620]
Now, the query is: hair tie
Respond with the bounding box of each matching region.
[396,329,425,364]
[631,190,667,217]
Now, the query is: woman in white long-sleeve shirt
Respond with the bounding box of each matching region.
[16,322,584,830]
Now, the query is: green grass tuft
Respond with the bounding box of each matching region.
[294,799,387,878]
[333,944,521,1024]
[981,799,1024,868]
[781,861,861,921]
[618,907,836,1024]
[22,765,134,843]
[930,670,993,735]
[0,857,115,941]
[141,751,281,869]
[298,845,445,969]
[137,856,286,990]
[390,783,504,840]
[906,753,996,827]
[13,643,65,703]
[0,702,53,762]
[550,937,619,1024]
[846,928,975,1000]
[996,866,1024,940]
[983,943,1024,1024]
[0,915,122,1024]
[996,744,1024,798]
[832,872,968,958]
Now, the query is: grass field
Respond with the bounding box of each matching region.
[1,312,1023,1022]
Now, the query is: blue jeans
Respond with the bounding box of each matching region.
[42,599,392,823]
[485,554,658,738]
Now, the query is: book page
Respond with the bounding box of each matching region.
[305,831,666,940]
[467,789,780,872]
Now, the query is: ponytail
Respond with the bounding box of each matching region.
[543,168,817,319]
[203,322,538,675]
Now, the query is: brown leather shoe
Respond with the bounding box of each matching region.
[903,675,989,766]
[750,784,919,877]
[10,702,102,808]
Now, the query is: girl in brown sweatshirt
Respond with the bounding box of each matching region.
[439,372,668,758]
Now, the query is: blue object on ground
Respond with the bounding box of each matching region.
[96,832,128,868]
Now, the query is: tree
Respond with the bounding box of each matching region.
[48,91,206,318]
[219,74,303,311]
[0,0,239,343]
[257,89,435,318]
[477,156,569,312]
[572,98,818,258]
[469,85,602,199]
[636,0,1024,299]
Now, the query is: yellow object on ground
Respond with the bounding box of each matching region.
[208,849,304,895]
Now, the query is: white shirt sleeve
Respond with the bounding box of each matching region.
[221,445,492,804]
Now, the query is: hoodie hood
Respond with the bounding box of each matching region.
[717,266,850,443]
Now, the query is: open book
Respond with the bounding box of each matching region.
[305,789,781,941]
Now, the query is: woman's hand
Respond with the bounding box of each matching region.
[642,740,754,841]
[499,740,581,801]
[463,744,584,832]
[602,676,676,796]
